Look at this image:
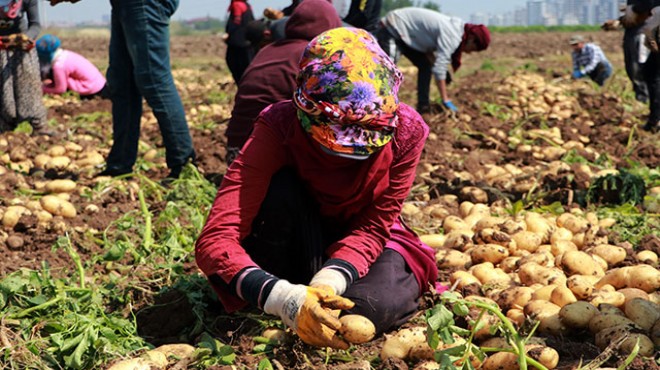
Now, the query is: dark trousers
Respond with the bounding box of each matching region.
[226,45,254,84]
[106,0,195,173]
[624,27,649,103]
[376,26,432,111]
[587,62,612,86]
[643,52,660,129]
[243,168,420,334]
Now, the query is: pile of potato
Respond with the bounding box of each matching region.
[398,196,659,368]
[496,72,578,121]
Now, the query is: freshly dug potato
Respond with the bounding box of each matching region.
[151,343,195,358]
[595,325,654,356]
[590,291,625,308]
[481,352,518,370]
[45,156,71,170]
[470,244,509,264]
[499,257,521,273]
[380,326,426,360]
[443,230,474,251]
[40,195,77,218]
[261,327,289,344]
[594,324,634,349]
[519,263,567,286]
[550,286,577,307]
[588,314,637,334]
[2,205,30,228]
[420,234,446,249]
[532,285,558,302]
[339,314,376,344]
[559,301,598,328]
[550,227,573,245]
[525,213,554,242]
[651,319,660,347]
[44,179,77,193]
[598,265,660,293]
[587,245,626,266]
[526,345,559,369]
[623,298,660,331]
[496,286,534,311]
[512,231,542,252]
[435,249,471,269]
[47,145,66,156]
[450,271,481,290]
[556,213,589,233]
[474,228,512,247]
[506,308,525,327]
[619,333,654,356]
[518,250,554,268]
[566,275,599,300]
[617,288,649,304]
[550,240,578,257]
[561,251,604,277]
[443,215,470,233]
[636,250,658,265]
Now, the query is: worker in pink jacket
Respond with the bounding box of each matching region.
[36,34,107,99]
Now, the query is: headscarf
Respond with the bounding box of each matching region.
[451,23,490,72]
[0,0,22,19]
[294,27,403,158]
[36,34,61,63]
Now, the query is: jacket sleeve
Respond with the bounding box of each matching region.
[195,115,286,294]
[24,0,41,40]
[42,62,67,94]
[326,112,427,277]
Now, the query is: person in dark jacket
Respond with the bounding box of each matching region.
[0,0,48,134]
[621,0,660,132]
[224,0,342,164]
[225,0,255,83]
[197,27,437,349]
[343,0,382,33]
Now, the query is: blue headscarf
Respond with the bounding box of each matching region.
[36,34,61,63]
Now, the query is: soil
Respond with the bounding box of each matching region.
[1,31,659,369]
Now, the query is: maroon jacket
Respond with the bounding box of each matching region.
[197,101,438,312]
[224,0,342,149]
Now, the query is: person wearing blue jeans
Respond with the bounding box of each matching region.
[49,0,195,180]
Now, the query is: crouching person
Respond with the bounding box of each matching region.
[195,27,438,348]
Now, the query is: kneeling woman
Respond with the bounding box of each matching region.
[196,27,437,348]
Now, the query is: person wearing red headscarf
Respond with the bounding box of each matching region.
[376,7,490,114]
[196,27,438,349]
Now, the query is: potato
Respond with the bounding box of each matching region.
[474,228,512,247]
[524,300,560,319]
[550,286,577,307]
[481,352,518,370]
[594,324,634,349]
[472,266,511,286]
[443,215,470,233]
[588,314,637,334]
[435,249,471,269]
[636,250,658,265]
[496,287,534,311]
[567,275,599,299]
[626,265,660,292]
[459,201,474,218]
[380,327,426,360]
[44,179,77,193]
[619,333,654,356]
[532,285,557,302]
[40,195,77,218]
[2,205,30,228]
[559,301,598,328]
[151,343,195,358]
[261,327,289,344]
[550,240,577,257]
[443,230,474,251]
[506,308,525,327]
[550,227,573,245]
[499,257,520,273]
[47,145,67,156]
[616,288,649,305]
[519,263,567,287]
[525,213,554,242]
[45,156,71,170]
[651,319,660,347]
[450,271,481,290]
[587,244,626,266]
[33,154,52,168]
[413,361,440,370]
[595,325,654,356]
[590,291,625,308]
[556,213,589,233]
[339,315,376,344]
[408,342,434,361]
[470,244,509,264]
[512,231,542,252]
[561,251,604,277]
[420,234,446,249]
[623,298,660,331]
[518,251,554,268]
[526,345,559,369]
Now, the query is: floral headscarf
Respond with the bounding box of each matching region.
[36,34,61,63]
[294,27,403,158]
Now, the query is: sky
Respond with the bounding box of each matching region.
[42,0,529,26]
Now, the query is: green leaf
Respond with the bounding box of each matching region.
[0,275,28,294]
[426,325,440,350]
[258,358,274,370]
[64,330,90,370]
[253,343,269,353]
[217,344,236,365]
[452,302,469,317]
[427,304,453,331]
[103,243,126,261]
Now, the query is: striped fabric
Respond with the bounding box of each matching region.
[572,43,610,73]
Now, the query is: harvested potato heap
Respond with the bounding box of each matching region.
[497,72,578,121]
[396,197,660,368]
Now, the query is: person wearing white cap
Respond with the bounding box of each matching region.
[569,35,612,86]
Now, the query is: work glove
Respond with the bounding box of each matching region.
[0,34,33,51]
[263,7,284,20]
[442,100,458,112]
[572,69,584,79]
[263,280,355,349]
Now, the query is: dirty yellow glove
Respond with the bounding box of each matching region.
[263,280,354,349]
